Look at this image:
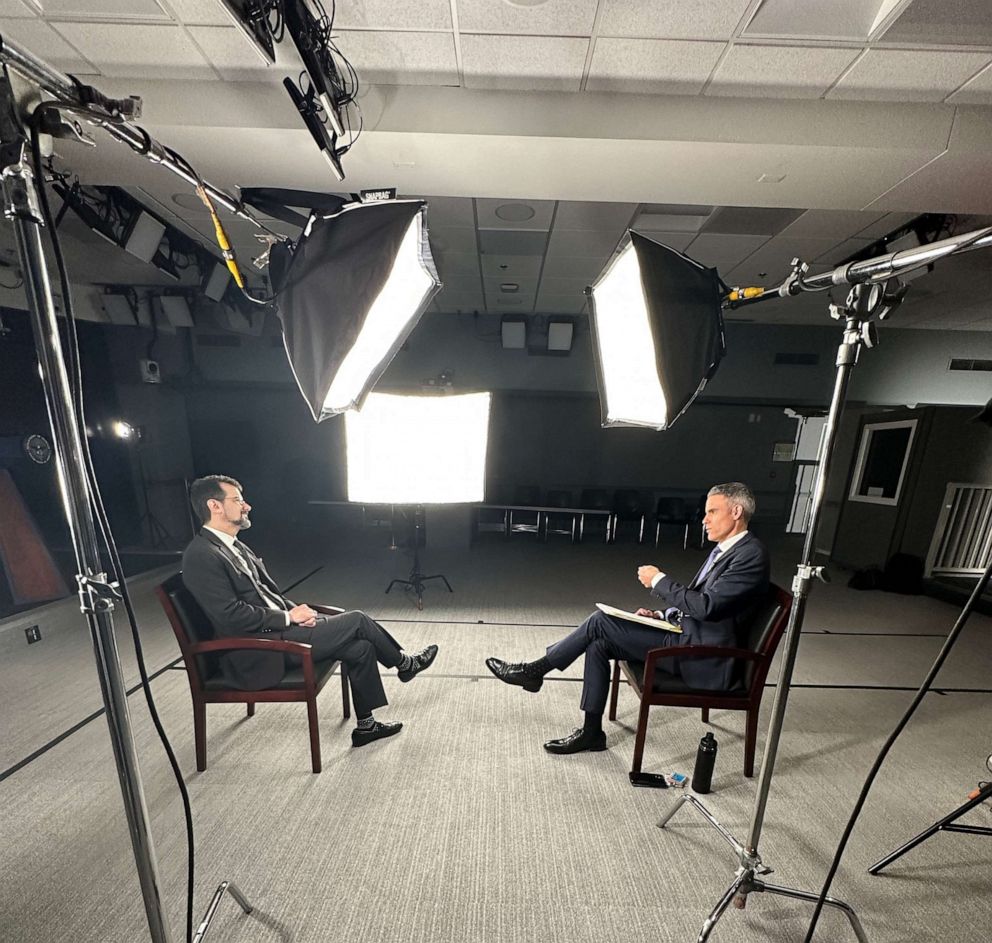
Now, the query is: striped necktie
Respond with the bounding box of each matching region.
[696,546,723,584]
[233,540,287,611]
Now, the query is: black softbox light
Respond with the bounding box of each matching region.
[270,199,441,420]
[587,230,725,430]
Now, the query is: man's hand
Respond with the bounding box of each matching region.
[635,608,660,619]
[637,565,661,588]
[288,603,319,627]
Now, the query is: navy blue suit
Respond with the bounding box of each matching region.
[545,532,770,713]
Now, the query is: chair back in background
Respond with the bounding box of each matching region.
[580,488,610,510]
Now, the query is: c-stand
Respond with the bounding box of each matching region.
[385,505,452,610]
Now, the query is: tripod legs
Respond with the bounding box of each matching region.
[659,791,867,942]
[192,881,253,942]
[868,781,992,875]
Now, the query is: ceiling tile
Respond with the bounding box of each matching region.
[479,230,549,255]
[480,255,543,278]
[726,238,839,283]
[586,38,725,95]
[540,255,608,279]
[779,210,885,241]
[538,275,591,296]
[743,0,879,41]
[50,22,213,78]
[0,1,35,16]
[334,0,451,30]
[476,198,555,231]
[707,44,859,99]
[684,232,769,267]
[554,201,636,231]
[853,213,919,239]
[441,274,485,294]
[428,226,477,253]
[599,0,753,40]
[947,63,992,105]
[457,0,597,36]
[546,229,622,257]
[816,237,873,264]
[188,25,287,79]
[705,206,804,236]
[421,195,475,227]
[880,0,992,47]
[334,30,458,85]
[166,0,229,24]
[0,18,96,73]
[461,34,588,92]
[435,252,480,277]
[828,49,992,103]
[40,0,167,16]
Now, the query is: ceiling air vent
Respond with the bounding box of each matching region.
[774,352,819,366]
[949,359,992,372]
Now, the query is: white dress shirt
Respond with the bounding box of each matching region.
[204,526,291,626]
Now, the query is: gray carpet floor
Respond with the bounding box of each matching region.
[1,529,990,942]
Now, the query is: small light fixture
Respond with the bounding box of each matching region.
[122,211,166,263]
[547,319,574,353]
[203,261,232,302]
[501,316,526,349]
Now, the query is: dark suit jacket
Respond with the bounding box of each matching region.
[650,531,770,690]
[181,529,297,690]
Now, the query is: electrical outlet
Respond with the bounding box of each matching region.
[25,625,42,644]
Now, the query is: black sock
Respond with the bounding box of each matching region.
[583,712,603,733]
[397,653,413,672]
[524,656,552,678]
[357,714,375,730]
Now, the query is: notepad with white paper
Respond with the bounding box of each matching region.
[595,603,682,633]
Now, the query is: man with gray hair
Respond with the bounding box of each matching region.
[487,482,769,755]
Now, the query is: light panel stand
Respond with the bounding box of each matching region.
[0,52,255,943]
[656,291,878,943]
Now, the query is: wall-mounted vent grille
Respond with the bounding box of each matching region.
[197,335,241,347]
[774,352,819,366]
[949,358,992,372]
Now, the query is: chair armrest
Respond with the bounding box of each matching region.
[312,604,346,616]
[190,638,314,657]
[645,645,759,664]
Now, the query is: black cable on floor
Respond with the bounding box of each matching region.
[803,555,992,942]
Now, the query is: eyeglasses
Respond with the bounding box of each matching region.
[220,496,248,506]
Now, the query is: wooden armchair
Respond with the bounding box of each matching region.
[155,573,350,774]
[608,584,792,778]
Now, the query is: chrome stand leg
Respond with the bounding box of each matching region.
[192,881,254,943]
[754,879,869,943]
[698,869,749,943]
[659,793,867,942]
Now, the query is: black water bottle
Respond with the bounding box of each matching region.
[692,731,718,793]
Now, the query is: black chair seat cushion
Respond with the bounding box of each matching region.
[203,656,339,692]
[625,659,745,696]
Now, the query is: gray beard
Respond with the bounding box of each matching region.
[236,517,252,530]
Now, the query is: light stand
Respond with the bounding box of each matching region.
[656,223,992,943]
[132,434,173,549]
[0,38,260,943]
[385,505,452,611]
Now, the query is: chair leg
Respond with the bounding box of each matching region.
[246,702,255,718]
[701,707,709,723]
[744,709,758,778]
[631,699,650,775]
[307,695,322,774]
[193,699,207,772]
[608,662,621,721]
[340,663,351,719]
[655,522,660,547]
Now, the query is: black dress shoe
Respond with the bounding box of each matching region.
[485,657,543,693]
[351,720,403,748]
[398,644,439,682]
[544,728,607,754]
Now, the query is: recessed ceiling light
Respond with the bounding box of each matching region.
[505,0,551,7]
[500,283,520,292]
[495,202,536,222]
